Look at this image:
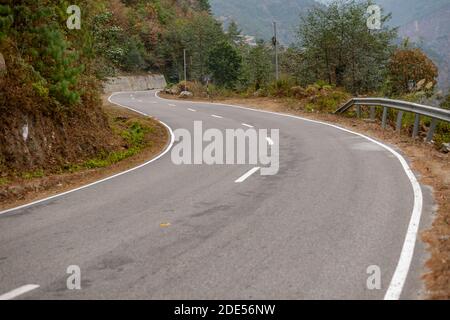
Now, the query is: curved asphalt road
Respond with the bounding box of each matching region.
[0,90,430,299]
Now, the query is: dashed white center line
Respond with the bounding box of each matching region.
[168,104,176,107]
[211,115,223,119]
[242,123,254,128]
[266,137,274,146]
[235,167,260,183]
[0,284,40,300]
[188,108,197,112]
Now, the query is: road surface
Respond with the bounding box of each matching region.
[0,90,430,299]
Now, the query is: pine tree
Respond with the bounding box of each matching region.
[208,41,242,87]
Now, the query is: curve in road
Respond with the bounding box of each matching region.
[0,90,426,300]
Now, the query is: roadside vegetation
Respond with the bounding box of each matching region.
[163,0,450,150]
[0,100,168,210]
[0,0,211,178]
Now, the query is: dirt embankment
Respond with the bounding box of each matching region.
[0,96,169,211]
[161,93,450,300]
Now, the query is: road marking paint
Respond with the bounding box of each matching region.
[266,137,274,146]
[235,167,260,183]
[168,103,176,107]
[0,284,40,300]
[0,92,176,216]
[242,123,254,128]
[160,222,171,228]
[156,91,424,300]
[188,108,197,112]
[211,115,223,119]
[137,99,143,103]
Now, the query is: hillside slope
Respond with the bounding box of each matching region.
[0,0,207,175]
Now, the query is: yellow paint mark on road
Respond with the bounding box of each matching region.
[160,223,171,228]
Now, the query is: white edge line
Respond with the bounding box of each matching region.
[0,91,175,216]
[242,123,254,128]
[211,115,223,119]
[235,167,260,183]
[155,90,423,300]
[0,284,40,300]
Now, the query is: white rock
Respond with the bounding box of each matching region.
[441,143,450,153]
[22,122,29,142]
[179,91,193,98]
[0,52,6,76]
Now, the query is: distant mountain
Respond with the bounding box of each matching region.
[375,0,450,26]
[375,0,450,90]
[210,0,319,45]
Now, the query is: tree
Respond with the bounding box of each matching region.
[227,21,242,44]
[280,46,305,83]
[208,41,242,87]
[179,13,226,82]
[197,0,211,13]
[244,40,272,90]
[295,0,397,93]
[388,46,439,94]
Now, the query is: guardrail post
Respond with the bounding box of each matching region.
[396,111,403,132]
[356,105,361,118]
[381,107,388,129]
[370,106,376,121]
[412,114,420,138]
[426,118,438,142]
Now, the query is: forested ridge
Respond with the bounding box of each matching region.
[0,0,217,173]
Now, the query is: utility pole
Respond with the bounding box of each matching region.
[183,49,187,84]
[273,21,279,81]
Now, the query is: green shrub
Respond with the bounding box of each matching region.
[268,76,297,97]
[308,88,350,113]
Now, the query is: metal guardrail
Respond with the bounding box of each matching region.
[335,97,450,142]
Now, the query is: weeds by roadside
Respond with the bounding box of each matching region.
[0,99,168,209]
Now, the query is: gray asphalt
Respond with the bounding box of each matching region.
[0,90,431,299]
